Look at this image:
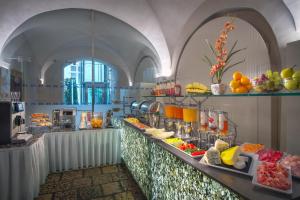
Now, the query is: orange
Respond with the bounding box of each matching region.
[233,71,243,81]
[231,87,237,93]
[246,83,253,91]
[229,80,240,89]
[240,76,250,85]
[235,86,248,93]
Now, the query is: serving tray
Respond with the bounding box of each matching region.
[252,162,293,194]
[199,154,257,176]
[164,142,206,158]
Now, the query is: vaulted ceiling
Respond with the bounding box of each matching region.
[0,0,300,81]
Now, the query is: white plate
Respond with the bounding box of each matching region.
[252,161,293,194]
[145,128,165,135]
[199,154,257,176]
[152,131,174,139]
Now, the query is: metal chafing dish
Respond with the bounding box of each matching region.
[129,100,163,127]
[148,101,163,128]
[138,100,153,124]
[130,100,140,116]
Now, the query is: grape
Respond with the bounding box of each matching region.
[273,72,280,78]
[266,70,273,79]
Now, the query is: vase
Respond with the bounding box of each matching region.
[211,83,227,95]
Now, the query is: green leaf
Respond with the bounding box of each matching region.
[226,48,246,63]
[227,40,238,60]
[211,73,216,83]
[224,58,232,68]
[205,39,218,57]
[203,55,213,66]
[221,59,245,77]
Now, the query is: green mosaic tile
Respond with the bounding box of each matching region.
[121,124,243,200]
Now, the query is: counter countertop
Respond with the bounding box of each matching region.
[124,121,300,200]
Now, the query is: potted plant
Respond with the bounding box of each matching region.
[203,19,246,95]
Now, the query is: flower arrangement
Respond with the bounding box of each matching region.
[203,20,246,84]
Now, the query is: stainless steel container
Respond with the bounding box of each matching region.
[52,108,76,130]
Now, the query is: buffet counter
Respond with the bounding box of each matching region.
[122,121,300,200]
[0,128,122,200]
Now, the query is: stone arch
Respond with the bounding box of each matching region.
[174,8,281,80]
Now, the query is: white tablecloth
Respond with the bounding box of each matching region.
[44,129,122,172]
[0,135,48,200]
[0,129,122,200]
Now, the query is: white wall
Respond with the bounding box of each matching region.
[281,41,300,154]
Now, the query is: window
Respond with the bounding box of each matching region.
[63,59,112,105]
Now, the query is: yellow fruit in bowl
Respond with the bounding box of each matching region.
[240,76,250,85]
[91,118,103,128]
[233,71,242,81]
[235,86,248,93]
[229,80,240,89]
[246,83,253,91]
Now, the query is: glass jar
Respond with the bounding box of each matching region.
[218,111,228,135]
[174,81,181,96]
[91,112,103,128]
[208,109,218,132]
[79,112,87,129]
[200,109,208,132]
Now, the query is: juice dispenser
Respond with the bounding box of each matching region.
[182,106,198,139]
[174,105,184,137]
[163,104,176,131]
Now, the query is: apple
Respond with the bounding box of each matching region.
[283,78,298,90]
[281,67,294,79]
[292,71,300,81]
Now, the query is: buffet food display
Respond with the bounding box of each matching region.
[164,138,206,158]
[241,143,265,154]
[280,155,300,178]
[31,113,52,127]
[91,112,103,128]
[253,162,292,194]
[200,140,255,176]
[124,117,150,130]
[124,115,300,196]
[145,128,174,139]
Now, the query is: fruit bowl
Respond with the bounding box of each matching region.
[252,78,283,92]
[91,118,103,128]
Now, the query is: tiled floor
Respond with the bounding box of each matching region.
[36,164,147,200]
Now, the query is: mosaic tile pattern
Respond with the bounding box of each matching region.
[36,164,146,200]
[122,125,243,200]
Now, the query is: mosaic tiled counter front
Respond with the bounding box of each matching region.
[121,123,242,200]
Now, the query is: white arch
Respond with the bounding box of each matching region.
[171,0,299,76]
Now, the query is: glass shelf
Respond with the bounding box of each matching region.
[143,90,300,98]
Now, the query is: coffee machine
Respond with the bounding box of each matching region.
[11,102,26,135]
[0,101,26,145]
